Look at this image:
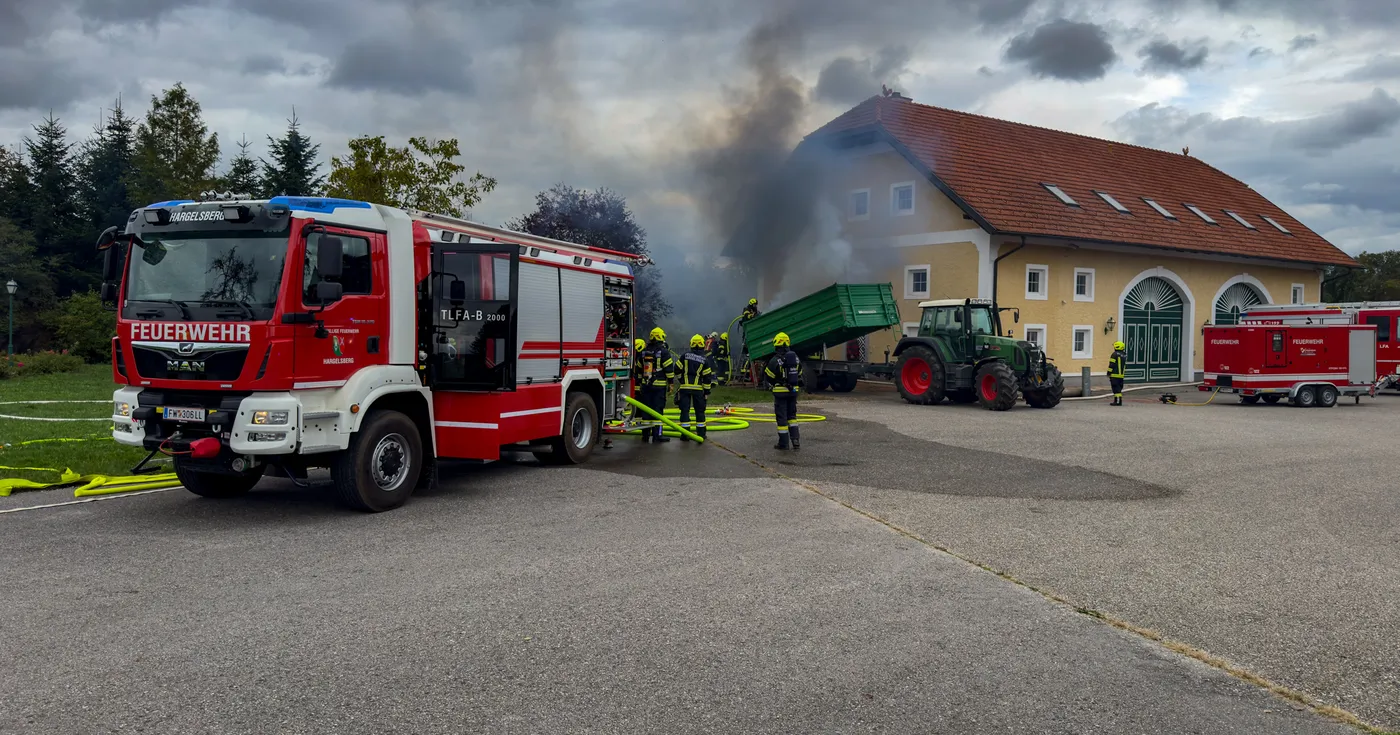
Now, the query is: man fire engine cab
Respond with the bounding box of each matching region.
[98,195,643,512]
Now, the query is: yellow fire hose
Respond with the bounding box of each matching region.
[2,435,181,498]
[607,402,827,440]
[622,394,705,442]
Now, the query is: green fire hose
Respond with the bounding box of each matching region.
[622,394,705,443]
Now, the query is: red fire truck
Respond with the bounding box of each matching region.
[1201,323,1393,406]
[1240,301,1400,382]
[97,195,643,511]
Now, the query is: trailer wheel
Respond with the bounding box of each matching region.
[1262,395,1282,404]
[536,391,599,465]
[896,346,945,405]
[1240,395,1260,405]
[1294,386,1317,408]
[174,460,263,499]
[1318,385,1339,407]
[830,374,860,393]
[331,410,423,512]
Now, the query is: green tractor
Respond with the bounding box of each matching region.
[893,298,1064,410]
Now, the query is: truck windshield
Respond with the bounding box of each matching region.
[970,308,996,335]
[125,233,287,320]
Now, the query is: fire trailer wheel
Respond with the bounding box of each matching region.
[1022,366,1064,409]
[1318,385,1339,408]
[535,391,599,465]
[895,346,945,405]
[1262,394,1282,404]
[174,459,264,499]
[1240,395,1260,405]
[1294,386,1317,408]
[331,410,423,512]
[975,361,1019,411]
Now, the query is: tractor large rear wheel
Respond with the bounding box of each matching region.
[975,361,1018,411]
[1023,366,1064,408]
[896,346,945,405]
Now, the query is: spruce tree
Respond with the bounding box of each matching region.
[78,98,139,233]
[130,82,221,204]
[0,145,33,229]
[260,110,324,197]
[220,135,261,196]
[23,112,82,289]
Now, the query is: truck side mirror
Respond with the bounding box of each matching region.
[316,236,344,280]
[315,281,343,303]
[449,279,466,305]
[101,245,122,281]
[95,225,118,251]
[100,282,119,303]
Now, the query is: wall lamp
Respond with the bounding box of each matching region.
[1103,316,1115,334]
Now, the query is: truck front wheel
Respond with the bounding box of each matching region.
[331,410,423,512]
[174,460,263,499]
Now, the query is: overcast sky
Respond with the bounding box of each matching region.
[2,0,1397,264]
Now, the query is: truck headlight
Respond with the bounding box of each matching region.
[115,402,131,417]
[248,431,287,442]
[252,410,289,425]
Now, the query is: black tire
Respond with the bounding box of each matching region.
[330,410,423,512]
[535,391,599,465]
[1294,386,1317,408]
[1240,395,1260,405]
[947,389,978,404]
[896,346,946,405]
[975,361,1018,411]
[830,373,859,393]
[1023,366,1064,408]
[1262,394,1282,404]
[803,361,825,393]
[1318,385,1339,408]
[174,459,263,499]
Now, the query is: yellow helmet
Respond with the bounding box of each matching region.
[690,334,705,348]
[635,338,645,351]
[1113,341,1126,351]
[720,332,728,340]
[649,327,666,341]
[748,298,757,306]
[774,332,791,347]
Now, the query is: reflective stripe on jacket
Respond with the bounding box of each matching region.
[637,344,675,388]
[764,350,804,394]
[678,349,716,391]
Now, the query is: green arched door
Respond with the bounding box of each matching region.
[1214,282,1264,325]
[1122,277,1184,382]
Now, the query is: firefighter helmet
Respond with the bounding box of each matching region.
[1113,341,1126,351]
[690,334,705,348]
[635,338,645,351]
[748,298,757,306]
[774,332,791,347]
[720,332,728,340]
[650,327,666,341]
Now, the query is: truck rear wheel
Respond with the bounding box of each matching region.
[896,346,945,405]
[1022,366,1064,408]
[331,410,423,512]
[975,361,1018,411]
[1318,385,1339,407]
[535,391,599,465]
[174,460,263,499]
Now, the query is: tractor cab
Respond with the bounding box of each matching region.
[916,298,1019,360]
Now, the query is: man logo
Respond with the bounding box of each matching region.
[177,342,196,355]
[167,359,206,372]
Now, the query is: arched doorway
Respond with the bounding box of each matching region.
[1214,282,1264,325]
[1122,276,1185,382]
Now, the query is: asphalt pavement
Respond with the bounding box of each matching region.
[727,388,1400,731]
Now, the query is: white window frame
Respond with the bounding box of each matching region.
[890,181,915,216]
[1291,283,1306,304]
[1042,183,1079,206]
[848,188,870,221]
[1025,263,1049,301]
[1073,267,1095,302]
[1223,210,1256,230]
[904,264,931,299]
[902,322,920,337]
[1022,324,1047,352]
[1071,325,1093,359]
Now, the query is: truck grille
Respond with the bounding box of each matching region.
[132,346,249,381]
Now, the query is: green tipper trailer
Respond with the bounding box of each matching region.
[740,283,901,392]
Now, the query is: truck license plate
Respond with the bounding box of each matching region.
[164,406,205,422]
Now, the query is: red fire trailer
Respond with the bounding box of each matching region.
[1240,301,1400,382]
[1201,323,1394,407]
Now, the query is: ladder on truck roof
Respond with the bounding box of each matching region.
[409,209,651,265]
[1246,301,1400,312]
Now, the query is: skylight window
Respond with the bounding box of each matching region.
[1095,191,1130,213]
[1223,210,1256,230]
[1184,204,1217,225]
[1261,215,1292,235]
[1142,198,1176,219]
[1042,184,1079,206]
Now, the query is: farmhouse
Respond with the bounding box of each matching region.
[742,90,1356,383]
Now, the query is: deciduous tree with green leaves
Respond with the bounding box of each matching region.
[1323,253,1400,302]
[326,135,495,217]
[130,82,221,204]
[260,111,324,197]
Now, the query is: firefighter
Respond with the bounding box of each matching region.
[1108,340,1127,406]
[740,298,760,323]
[764,331,804,451]
[637,327,675,442]
[677,334,716,441]
[711,331,731,385]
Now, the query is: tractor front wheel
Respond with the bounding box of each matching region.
[1023,366,1064,408]
[975,361,1018,411]
[896,346,946,405]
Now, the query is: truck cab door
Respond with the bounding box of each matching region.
[291,229,389,386]
[423,244,519,391]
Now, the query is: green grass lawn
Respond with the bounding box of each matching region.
[0,364,158,482]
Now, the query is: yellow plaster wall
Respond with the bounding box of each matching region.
[829,150,971,239]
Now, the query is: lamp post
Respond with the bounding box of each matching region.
[5,279,16,357]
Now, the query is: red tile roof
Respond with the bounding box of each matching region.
[807,94,1356,267]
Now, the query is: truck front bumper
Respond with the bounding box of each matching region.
[111,388,305,456]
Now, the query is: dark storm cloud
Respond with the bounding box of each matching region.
[1343,55,1400,82]
[327,35,474,95]
[1285,89,1400,154]
[1138,38,1209,74]
[0,53,97,110]
[1287,34,1319,52]
[75,0,203,24]
[240,54,286,76]
[1004,20,1118,81]
[813,46,912,105]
